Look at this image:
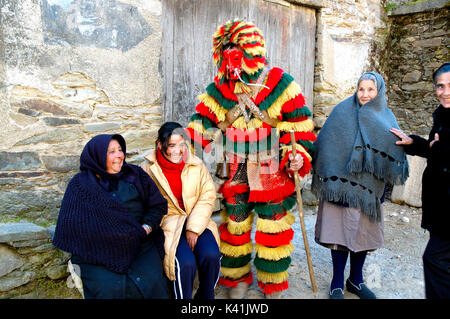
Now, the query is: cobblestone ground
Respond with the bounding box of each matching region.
[213,200,428,299]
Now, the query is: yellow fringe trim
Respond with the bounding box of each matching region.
[187,121,216,141]
[234,82,251,94]
[220,241,253,258]
[266,82,302,119]
[255,243,294,261]
[197,93,227,122]
[256,212,295,234]
[245,46,266,57]
[280,144,313,163]
[256,269,289,284]
[276,119,315,134]
[242,61,266,76]
[221,264,252,279]
[231,117,263,131]
[222,211,254,235]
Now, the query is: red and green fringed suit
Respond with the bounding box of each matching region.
[187,66,316,295]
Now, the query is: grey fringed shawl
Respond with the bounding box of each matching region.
[311,72,409,221]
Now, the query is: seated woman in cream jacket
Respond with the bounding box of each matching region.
[140,122,220,299]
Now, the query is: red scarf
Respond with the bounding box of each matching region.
[156,148,186,210]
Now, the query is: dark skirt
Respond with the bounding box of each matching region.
[71,239,169,299]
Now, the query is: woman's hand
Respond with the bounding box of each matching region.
[430,133,439,147]
[142,224,152,235]
[390,128,413,145]
[186,231,199,251]
[288,153,304,171]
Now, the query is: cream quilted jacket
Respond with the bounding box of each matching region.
[140,150,220,281]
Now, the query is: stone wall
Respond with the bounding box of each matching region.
[384,2,449,136]
[312,0,388,129]
[0,222,73,298]
[0,0,163,226]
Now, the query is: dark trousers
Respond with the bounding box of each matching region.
[74,240,169,299]
[173,229,221,299]
[423,233,450,299]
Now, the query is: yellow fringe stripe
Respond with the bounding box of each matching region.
[242,61,266,76]
[255,243,294,261]
[256,269,289,284]
[220,241,253,258]
[266,82,302,119]
[222,211,254,235]
[280,143,313,163]
[187,121,216,141]
[231,117,264,131]
[245,46,266,57]
[197,93,227,122]
[276,118,315,134]
[256,212,295,234]
[221,264,252,280]
[234,82,251,94]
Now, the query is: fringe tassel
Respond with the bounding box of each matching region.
[276,119,315,134]
[254,196,296,217]
[224,202,254,217]
[224,212,254,235]
[249,184,295,204]
[266,82,301,119]
[221,264,251,279]
[221,254,252,268]
[219,272,253,288]
[219,184,250,200]
[255,228,294,247]
[256,269,289,284]
[258,280,288,294]
[254,256,291,273]
[255,243,294,261]
[219,223,252,246]
[254,67,284,105]
[220,241,253,258]
[256,212,295,234]
[197,93,227,122]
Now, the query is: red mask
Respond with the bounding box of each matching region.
[223,49,243,80]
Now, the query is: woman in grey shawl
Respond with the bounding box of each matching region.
[312,72,409,299]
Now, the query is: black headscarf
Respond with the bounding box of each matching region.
[80,134,137,191]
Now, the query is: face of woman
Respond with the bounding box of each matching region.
[159,134,187,164]
[105,139,124,174]
[357,80,378,105]
[436,71,450,108]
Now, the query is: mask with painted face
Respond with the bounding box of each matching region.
[223,48,244,81]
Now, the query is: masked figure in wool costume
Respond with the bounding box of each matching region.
[186,19,315,298]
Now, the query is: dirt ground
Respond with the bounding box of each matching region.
[213,200,429,299]
[24,200,426,300]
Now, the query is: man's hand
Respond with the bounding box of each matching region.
[289,153,304,171]
[390,128,413,145]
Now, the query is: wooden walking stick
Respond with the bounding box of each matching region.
[289,130,318,293]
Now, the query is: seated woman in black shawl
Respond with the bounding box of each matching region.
[53,134,169,299]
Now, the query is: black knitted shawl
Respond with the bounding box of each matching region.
[52,134,168,274]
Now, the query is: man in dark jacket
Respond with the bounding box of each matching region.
[390,62,450,299]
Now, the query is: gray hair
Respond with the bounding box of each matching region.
[357,73,378,91]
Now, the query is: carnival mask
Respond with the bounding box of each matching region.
[223,48,244,80]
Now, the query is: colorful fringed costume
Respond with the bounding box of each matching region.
[187,20,316,296]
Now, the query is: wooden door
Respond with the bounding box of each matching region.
[161,0,316,126]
